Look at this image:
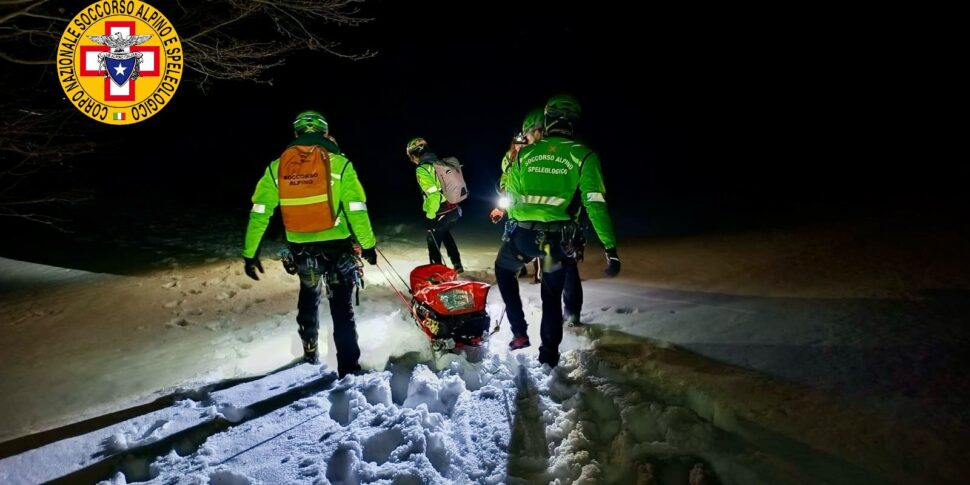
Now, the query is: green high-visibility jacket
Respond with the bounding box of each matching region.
[506,135,616,249]
[499,149,514,191]
[242,133,376,258]
[415,160,445,220]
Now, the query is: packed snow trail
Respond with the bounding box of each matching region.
[4,327,953,484]
[3,344,739,485]
[90,349,731,485]
[3,221,969,484]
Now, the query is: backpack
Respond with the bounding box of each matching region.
[277,145,336,233]
[433,157,468,204]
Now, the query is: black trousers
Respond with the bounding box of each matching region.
[562,256,583,319]
[293,240,361,376]
[427,208,462,267]
[530,253,583,318]
[495,225,574,366]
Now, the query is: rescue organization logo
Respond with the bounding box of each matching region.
[57,1,183,125]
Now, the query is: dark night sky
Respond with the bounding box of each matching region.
[4,0,966,242]
[64,0,695,231]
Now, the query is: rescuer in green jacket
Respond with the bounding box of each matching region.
[242,110,378,377]
[408,137,464,272]
[492,107,545,283]
[496,95,620,367]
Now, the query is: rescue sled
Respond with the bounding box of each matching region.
[408,264,491,351]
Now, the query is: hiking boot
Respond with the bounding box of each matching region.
[338,363,362,378]
[564,311,581,327]
[303,350,320,365]
[538,350,560,368]
[303,340,320,365]
[508,334,531,350]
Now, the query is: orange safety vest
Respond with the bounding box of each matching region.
[277,145,336,233]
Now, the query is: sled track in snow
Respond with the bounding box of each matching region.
[0,364,338,484]
[0,362,306,462]
[51,372,338,484]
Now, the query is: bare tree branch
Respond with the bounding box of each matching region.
[0,204,75,231]
[0,28,60,40]
[0,0,376,226]
[21,11,65,22]
[0,0,47,25]
[176,0,376,87]
[2,0,376,80]
[0,106,96,228]
[0,0,49,6]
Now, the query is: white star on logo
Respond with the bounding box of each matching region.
[113,64,127,76]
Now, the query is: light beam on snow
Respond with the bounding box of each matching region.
[235,331,295,374]
[356,310,434,370]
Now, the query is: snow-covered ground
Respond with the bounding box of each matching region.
[1,218,968,484]
[0,256,115,293]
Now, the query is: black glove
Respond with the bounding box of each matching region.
[244,257,264,281]
[604,248,620,278]
[425,217,437,230]
[360,247,377,265]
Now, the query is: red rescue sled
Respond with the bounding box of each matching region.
[408,264,491,350]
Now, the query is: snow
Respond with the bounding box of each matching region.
[0,256,115,293]
[401,364,465,416]
[0,343,734,484]
[1,219,969,484]
[0,365,328,484]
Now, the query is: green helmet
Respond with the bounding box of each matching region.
[293,110,328,134]
[544,94,581,122]
[521,108,544,133]
[406,137,428,157]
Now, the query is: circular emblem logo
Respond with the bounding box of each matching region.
[57,1,183,125]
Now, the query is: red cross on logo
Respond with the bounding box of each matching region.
[79,21,160,102]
